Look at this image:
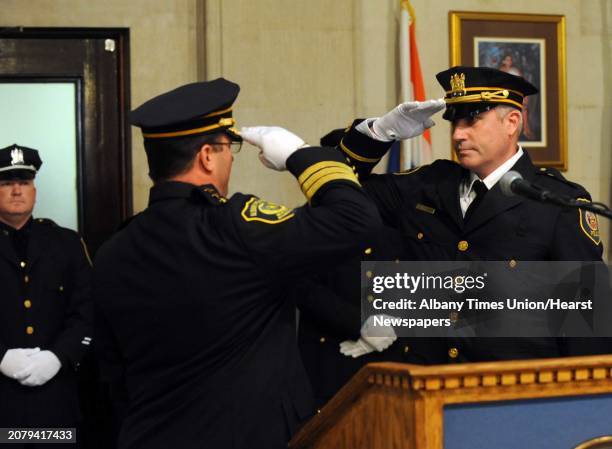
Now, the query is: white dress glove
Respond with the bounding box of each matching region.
[339,315,397,358]
[15,350,62,387]
[241,126,308,171]
[356,99,446,142]
[0,348,40,379]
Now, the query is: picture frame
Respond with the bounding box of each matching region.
[449,11,567,170]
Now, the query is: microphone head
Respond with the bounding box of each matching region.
[500,170,523,197]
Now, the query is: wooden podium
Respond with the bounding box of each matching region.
[290,355,612,449]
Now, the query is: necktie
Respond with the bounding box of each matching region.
[464,180,487,222]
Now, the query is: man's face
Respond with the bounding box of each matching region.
[211,134,234,197]
[0,179,36,224]
[451,108,516,178]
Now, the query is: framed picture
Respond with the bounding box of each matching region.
[449,12,567,170]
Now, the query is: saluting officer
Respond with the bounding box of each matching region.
[0,144,92,445]
[92,78,383,449]
[338,66,606,362]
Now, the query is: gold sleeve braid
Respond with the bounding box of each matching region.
[297,161,360,203]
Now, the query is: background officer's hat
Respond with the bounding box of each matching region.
[436,66,538,121]
[0,144,42,180]
[130,78,242,141]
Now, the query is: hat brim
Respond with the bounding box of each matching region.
[0,169,36,181]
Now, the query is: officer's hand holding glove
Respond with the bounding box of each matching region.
[15,350,62,387]
[241,126,309,171]
[356,99,446,142]
[0,347,40,379]
[339,315,397,358]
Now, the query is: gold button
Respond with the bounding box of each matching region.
[37,218,44,222]
[364,247,373,255]
[319,337,326,343]
[539,167,546,171]
[457,240,469,252]
[366,270,373,278]
[395,259,400,264]
[59,286,64,292]
[24,300,32,309]
[2,230,8,236]
[450,311,459,323]
[367,294,374,302]
[404,345,410,353]
[20,261,26,268]
[26,326,34,335]
[509,259,517,268]
[448,347,459,359]
[417,232,424,240]
[24,275,29,283]
[317,409,321,414]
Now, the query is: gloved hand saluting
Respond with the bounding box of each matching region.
[339,315,397,358]
[15,350,62,387]
[241,126,309,171]
[357,99,446,142]
[0,348,40,379]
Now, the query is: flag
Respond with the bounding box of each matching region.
[388,0,433,172]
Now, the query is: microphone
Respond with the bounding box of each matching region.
[500,171,555,202]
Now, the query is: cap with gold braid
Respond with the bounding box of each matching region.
[436,66,538,121]
[130,78,242,141]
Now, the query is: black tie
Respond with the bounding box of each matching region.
[464,180,487,222]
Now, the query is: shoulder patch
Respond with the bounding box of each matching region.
[577,198,601,245]
[240,198,295,224]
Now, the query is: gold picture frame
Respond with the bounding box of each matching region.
[449,11,567,170]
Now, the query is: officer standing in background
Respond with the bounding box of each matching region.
[338,66,606,362]
[92,78,445,449]
[0,144,93,447]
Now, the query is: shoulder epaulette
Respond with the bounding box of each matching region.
[535,167,583,191]
[34,218,57,227]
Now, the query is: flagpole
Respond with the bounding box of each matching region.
[399,0,412,171]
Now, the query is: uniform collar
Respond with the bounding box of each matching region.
[149,181,227,206]
[0,216,33,234]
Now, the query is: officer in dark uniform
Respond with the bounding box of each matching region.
[92,79,383,449]
[0,144,92,446]
[337,66,607,362]
[296,129,448,408]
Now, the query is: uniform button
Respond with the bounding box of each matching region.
[26,326,34,335]
[364,247,373,255]
[24,300,32,309]
[417,232,424,240]
[20,261,26,268]
[319,337,326,343]
[448,347,459,359]
[450,311,459,323]
[24,275,29,283]
[509,259,517,268]
[367,295,374,302]
[395,259,400,264]
[317,409,321,414]
[403,345,410,353]
[457,240,469,252]
[2,230,8,236]
[366,270,373,278]
[539,167,547,172]
[59,285,64,292]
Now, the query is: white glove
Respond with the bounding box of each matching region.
[241,126,308,171]
[356,99,446,142]
[15,350,62,387]
[0,348,40,379]
[339,314,398,358]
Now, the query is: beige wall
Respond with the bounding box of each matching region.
[2,0,610,257]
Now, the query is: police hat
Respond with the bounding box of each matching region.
[130,78,242,141]
[436,66,538,121]
[0,144,42,180]
[320,128,346,147]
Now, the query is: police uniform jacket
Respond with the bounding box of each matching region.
[93,147,381,449]
[339,122,606,362]
[0,218,92,427]
[296,226,448,408]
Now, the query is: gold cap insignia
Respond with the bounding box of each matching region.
[450,73,466,97]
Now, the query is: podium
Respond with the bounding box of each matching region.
[290,355,612,449]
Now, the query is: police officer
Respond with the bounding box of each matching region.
[296,129,448,408]
[92,78,393,449]
[338,66,606,362]
[0,144,92,446]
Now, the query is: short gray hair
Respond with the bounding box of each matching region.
[496,105,523,136]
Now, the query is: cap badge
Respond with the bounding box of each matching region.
[450,73,466,97]
[10,148,25,166]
